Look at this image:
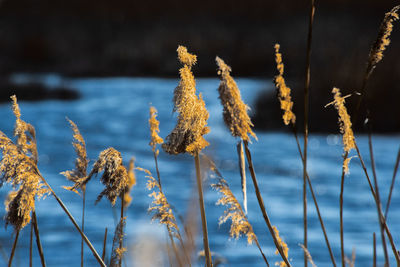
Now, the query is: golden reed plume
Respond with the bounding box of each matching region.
[162,46,210,155]
[368,6,400,72]
[273,226,289,267]
[149,106,164,153]
[216,56,257,141]
[212,177,256,244]
[137,167,181,239]
[0,96,49,230]
[326,88,356,173]
[274,44,296,126]
[62,118,89,194]
[123,158,136,207]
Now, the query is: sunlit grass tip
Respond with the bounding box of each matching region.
[216,56,257,142]
[123,157,136,207]
[273,225,289,267]
[212,177,256,244]
[149,106,164,153]
[274,44,296,126]
[61,118,89,194]
[162,45,210,155]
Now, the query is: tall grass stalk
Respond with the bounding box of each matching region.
[303,2,316,265]
[339,151,348,267]
[243,141,291,267]
[373,233,377,267]
[353,144,400,265]
[81,187,86,267]
[194,153,213,267]
[385,148,400,218]
[102,228,108,262]
[8,230,19,267]
[237,140,247,214]
[367,130,389,266]
[32,211,46,267]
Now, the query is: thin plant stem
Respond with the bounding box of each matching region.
[102,228,108,262]
[385,147,400,219]
[292,131,337,267]
[254,238,270,267]
[35,170,106,267]
[32,211,46,267]
[368,131,389,266]
[81,186,86,267]
[8,230,20,267]
[30,222,33,267]
[243,140,292,267]
[303,1,316,266]
[340,151,348,267]
[354,144,400,265]
[165,230,173,267]
[168,229,184,267]
[373,233,377,267]
[119,192,125,267]
[194,152,212,267]
[237,140,247,214]
[153,151,162,189]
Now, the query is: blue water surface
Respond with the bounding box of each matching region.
[0,74,399,266]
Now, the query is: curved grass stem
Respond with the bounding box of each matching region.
[32,211,46,267]
[8,230,20,267]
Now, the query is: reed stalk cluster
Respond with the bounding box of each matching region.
[0,4,399,267]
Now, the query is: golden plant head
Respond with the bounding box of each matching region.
[149,106,164,152]
[327,88,356,173]
[11,95,38,163]
[0,97,49,230]
[368,5,400,72]
[273,44,296,126]
[272,225,289,267]
[61,118,89,194]
[162,46,210,156]
[123,157,136,207]
[212,178,256,245]
[216,56,257,142]
[110,217,126,267]
[92,147,129,206]
[137,167,181,239]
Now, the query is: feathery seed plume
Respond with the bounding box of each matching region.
[137,167,181,239]
[328,88,356,173]
[273,226,289,267]
[149,106,164,152]
[61,118,89,194]
[162,46,210,155]
[123,158,136,207]
[216,56,257,141]
[0,96,49,230]
[368,6,400,72]
[274,44,296,126]
[212,178,256,245]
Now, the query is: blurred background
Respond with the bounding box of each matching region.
[0,0,399,266]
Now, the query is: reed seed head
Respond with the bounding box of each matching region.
[272,225,289,267]
[329,88,356,174]
[216,56,257,141]
[149,106,164,152]
[0,97,49,230]
[212,178,256,245]
[61,118,89,193]
[162,46,210,155]
[123,157,136,207]
[368,6,400,72]
[138,167,181,239]
[93,147,129,206]
[274,44,296,126]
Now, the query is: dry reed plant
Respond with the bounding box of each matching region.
[149,106,164,153]
[273,44,296,126]
[62,118,89,193]
[0,96,49,230]
[216,56,257,215]
[299,244,317,267]
[162,46,212,267]
[211,177,269,266]
[162,46,209,155]
[272,226,289,267]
